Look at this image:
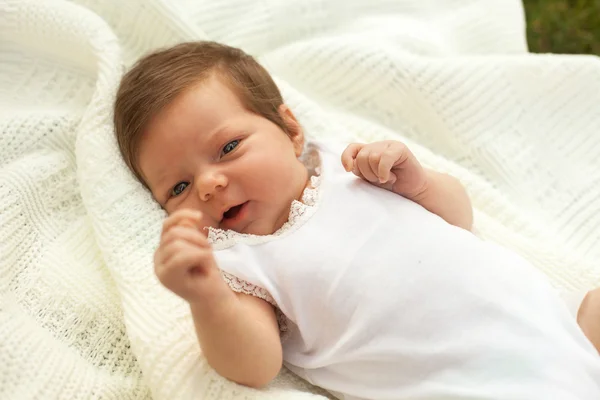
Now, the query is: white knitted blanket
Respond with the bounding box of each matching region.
[2,0,600,398]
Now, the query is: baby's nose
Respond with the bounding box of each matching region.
[196,171,227,201]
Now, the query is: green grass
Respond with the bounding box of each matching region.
[523,0,600,55]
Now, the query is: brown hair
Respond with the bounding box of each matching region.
[113,41,289,185]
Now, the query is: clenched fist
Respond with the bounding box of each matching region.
[154,209,227,303]
[341,140,428,199]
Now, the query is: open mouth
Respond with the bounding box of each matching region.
[223,202,247,221]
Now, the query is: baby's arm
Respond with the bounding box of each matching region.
[577,288,600,354]
[190,288,283,388]
[342,141,473,231]
[156,210,282,388]
[411,169,473,231]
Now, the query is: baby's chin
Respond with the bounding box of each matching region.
[226,220,281,236]
[208,204,293,236]
[199,218,218,231]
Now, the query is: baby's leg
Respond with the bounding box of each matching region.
[575,288,600,354]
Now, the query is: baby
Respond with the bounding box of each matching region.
[114,41,600,399]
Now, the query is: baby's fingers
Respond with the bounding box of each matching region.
[155,245,213,292]
[162,209,203,234]
[168,247,213,274]
[355,149,379,183]
[341,143,364,172]
[156,239,212,274]
[161,225,211,248]
[155,239,189,270]
[377,151,397,184]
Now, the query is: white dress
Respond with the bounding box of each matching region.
[208,141,600,400]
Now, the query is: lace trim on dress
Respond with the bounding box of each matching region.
[213,143,322,339]
[220,270,276,305]
[220,270,290,338]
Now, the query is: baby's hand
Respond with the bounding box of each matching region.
[154,209,225,303]
[341,140,428,198]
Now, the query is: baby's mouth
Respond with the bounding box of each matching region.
[222,202,248,222]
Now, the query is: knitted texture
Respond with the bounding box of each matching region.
[1,0,599,399]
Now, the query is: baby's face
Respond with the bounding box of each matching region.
[138,76,308,235]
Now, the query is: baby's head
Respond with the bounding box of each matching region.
[114,41,308,234]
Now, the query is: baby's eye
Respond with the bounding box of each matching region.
[170,182,189,197]
[221,139,240,156]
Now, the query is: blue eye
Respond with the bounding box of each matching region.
[222,140,239,156]
[171,182,188,197]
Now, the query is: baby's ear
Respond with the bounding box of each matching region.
[278,104,304,157]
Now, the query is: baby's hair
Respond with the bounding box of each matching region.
[113,41,289,185]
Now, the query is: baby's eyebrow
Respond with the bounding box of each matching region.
[211,125,239,141]
[154,172,169,188]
